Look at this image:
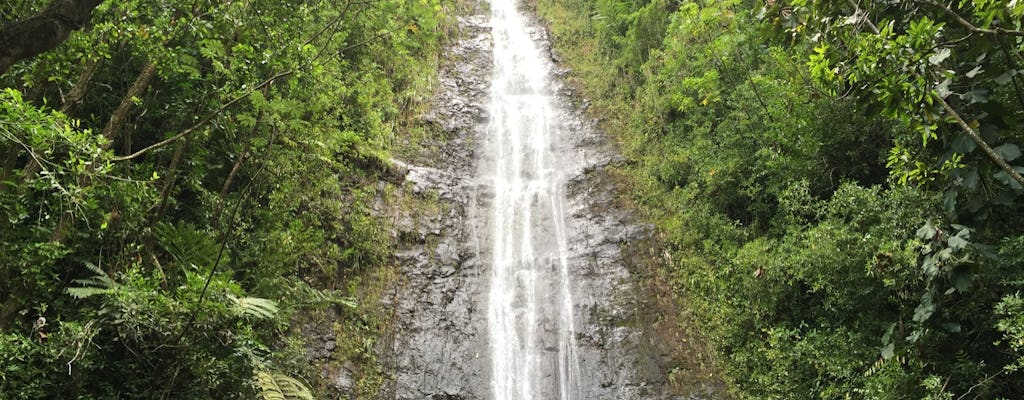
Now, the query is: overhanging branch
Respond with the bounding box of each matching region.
[0,0,105,74]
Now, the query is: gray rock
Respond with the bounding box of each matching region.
[377,2,724,400]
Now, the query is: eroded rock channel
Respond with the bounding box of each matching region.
[379,1,719,399]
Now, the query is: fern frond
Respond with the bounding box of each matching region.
[228,295,279,320]
[154,221,222,268]
[72,275,116,289]
[82,261,105,276]
[256,369,314,400]
[274,373,314,400]
[297,285,358,309]
[256,370,286,400]
[66,287,114,299]
[66,262,117,299]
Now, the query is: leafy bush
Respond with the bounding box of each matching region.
[537,0,1024,397]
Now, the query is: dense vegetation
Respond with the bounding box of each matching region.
[536,0,1024,398]
[0,0,455,398]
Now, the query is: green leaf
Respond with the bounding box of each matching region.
[928,48,951,65]
[913,297,935,323]
[256,370,314,400]
[994,143,1021,162]
[951,134,977,153]
[942,190,957,214]
[66,262,117,298]
[961,89,989,104]
[994,70,1015,85]
[951,268,973,292]
[962,168,979,189]
[965,65,984,78]
[881,342,895,360]
[935,78,952,98]
[948,235,969,250]
[229,295,279,320]
[993,166,1024,190]
[916,221,936,240]
[67,287,114,299]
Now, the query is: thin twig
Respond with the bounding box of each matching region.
[955,369,1003,400]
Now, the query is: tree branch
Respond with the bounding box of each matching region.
[103,61,157,141]
[0,0,105,74]
[917,0,1024,37]
[937,95,1024,187]
[112,70,292,162]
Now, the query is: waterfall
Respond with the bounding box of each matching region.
[485,1,581,399]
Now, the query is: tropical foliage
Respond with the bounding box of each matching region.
[537,0,1024,397]
[0,0,450,398]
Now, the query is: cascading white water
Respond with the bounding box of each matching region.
[485,1,580,399]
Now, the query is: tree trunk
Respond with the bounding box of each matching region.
[211,89,267,229]
[50,61,157,243]
[103,61,156,142]
[0,0,105,75]
[62,55,101,114]
[14,55,102,188]
[152,139,188,223]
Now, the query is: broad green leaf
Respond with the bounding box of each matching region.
[881,342,895,360]
[916,221,936,240]
[962,168,979,189]
[966,65,984,78]
[948,235,968,250]
[929,48,951,65]
[913,293,936,323]
[951,134,977,153]
[951,269,973,292]
[994,70,1015,85]
[994,143,1021,162]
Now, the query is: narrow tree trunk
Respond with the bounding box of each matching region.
[50,61,157,242]
[103,61,156,142]
[152,140,188,223]
[211,139,252,229]
[62,55,101,114]
[210,92,267,228]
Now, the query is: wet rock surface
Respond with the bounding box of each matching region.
[380,10,493,400]
[380,1,722,399]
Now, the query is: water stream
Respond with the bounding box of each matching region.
[485,1,581,399]
[384,1,690,398]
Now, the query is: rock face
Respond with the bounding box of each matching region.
[380,10,493,400]
[381,2,719,399]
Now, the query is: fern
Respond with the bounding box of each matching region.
[228,295,279,320]
[154,221,222,269]
[66,262,117,299]
[294,283,358,309]
[255,369,314,400]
